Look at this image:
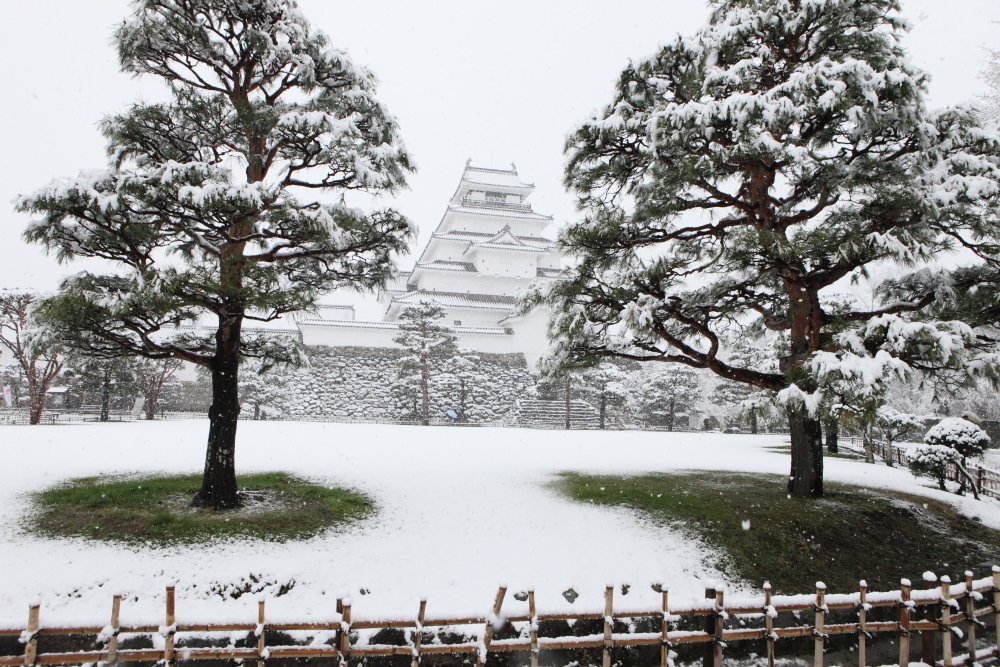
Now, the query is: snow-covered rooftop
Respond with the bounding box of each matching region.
[391,290,517,310]
[447,203,552,222]
[414,260,478,273]
[461,164,534,190]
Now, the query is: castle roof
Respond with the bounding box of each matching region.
[433,229,554,246]
[414,259,478,273]
[465,225,550,254]
[390,290,517,311]
[450,162,536,204]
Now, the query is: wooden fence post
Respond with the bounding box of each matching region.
[528,591,539,667]
[858,580,868,667]
[964,571,976,663]
[660,586,670,667]
[977,467,985,496]
[411,598,426,667]
[340,598,352,667]
[256,599,266,667]
[993,567,1000,658]
[713,588,724,667]
[703,586,716,667]
[941,576,953,667]
[603,586,614,667]
[108,594,121,665]
[763,583,775,667]
[164,585,175,666]
[814,582,826,667]
[921,572,937,665]
[22,604,39,667]
[899,579,911,667]
[477,586,506,667]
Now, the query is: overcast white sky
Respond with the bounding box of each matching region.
[1,1,997,306]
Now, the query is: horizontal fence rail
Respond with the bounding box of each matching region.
[2,568,998,667]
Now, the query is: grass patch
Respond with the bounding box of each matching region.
[31,472,373,545]
[559,472,1000,593]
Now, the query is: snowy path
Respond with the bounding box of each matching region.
[0,421,996,627]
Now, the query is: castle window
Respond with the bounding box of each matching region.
[485,191,507,203]
[454,320,462,326]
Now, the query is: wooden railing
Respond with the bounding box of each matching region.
[2,568,998,667]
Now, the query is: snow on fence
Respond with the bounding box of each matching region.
[0,408,137,425]
[3,569,999,667]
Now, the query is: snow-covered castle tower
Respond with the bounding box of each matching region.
[295,162,562,369]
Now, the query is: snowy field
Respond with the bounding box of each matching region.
[1,421,998,629]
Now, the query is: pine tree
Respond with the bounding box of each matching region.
[393,301,463,426]
[634,366,702,431]
[17,0,413,508]
[709,337,777,433]
[0,292,64,425]
[536,0,1000,496]
[575,362,630,429]
[64,354,140,420]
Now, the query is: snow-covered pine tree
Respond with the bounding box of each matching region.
[534,0,1000,496]
[17,0,413,509]
[64,354,140,421]
[0,292,64,425]
[635,366,702,431]
[709,336,776,433]
[575,361,630,429]
[393,301,464,426]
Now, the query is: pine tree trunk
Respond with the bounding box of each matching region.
[884,439,895,467]
[420,354,429,426]
[825,417,838,454]
[668,397,675,432]
[193,323,242,510]
[143,372,161,421]
[788,411,824,496]
[565,381,571,430]
[750,410,759,434]
[27,373,43,425]
[100,364,112,422]
[863,428,875,464]
[599,394,606,430]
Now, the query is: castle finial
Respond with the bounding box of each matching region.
[466,157,472,167]
[511,162,517,171]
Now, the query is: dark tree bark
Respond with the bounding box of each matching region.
[750,410,759,435]
[788,412,824,496]
[668,396,675,432]
[565,380,572,430]
[99,363,112,422]
[192,315,243,510]
[825,417,839,454]
[599,393,607,430]
[420,352,430,426]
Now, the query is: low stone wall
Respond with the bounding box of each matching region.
[266,346,532,423]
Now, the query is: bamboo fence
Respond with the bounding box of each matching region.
[2,568,998,667]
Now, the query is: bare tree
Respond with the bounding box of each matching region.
[0,292,63,424]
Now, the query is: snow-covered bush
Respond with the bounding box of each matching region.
[907,444,958,491]
[910,418,991,498]
[924,418,991,459]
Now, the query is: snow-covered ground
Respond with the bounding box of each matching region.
[1,421,997,629]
